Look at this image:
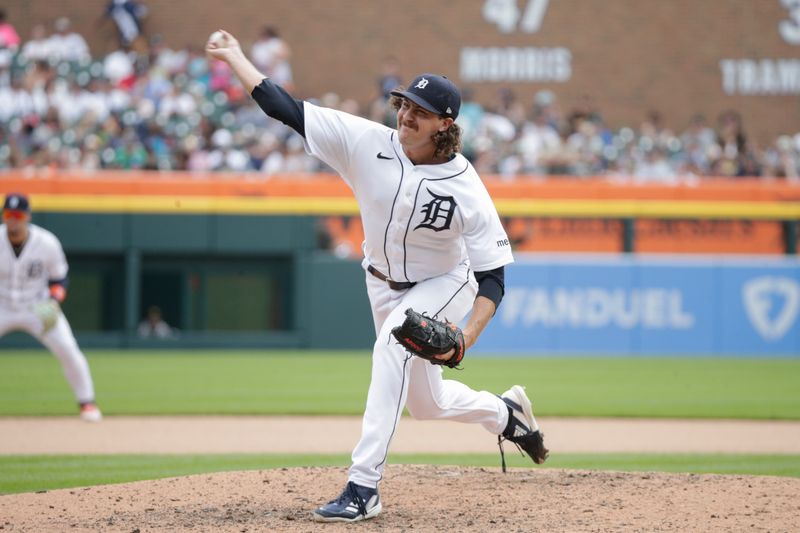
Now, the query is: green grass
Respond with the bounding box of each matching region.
[1,350,798,419]
[2,351,798,495]
[2,453,798,494]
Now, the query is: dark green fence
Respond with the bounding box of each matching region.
[2,213,374,350]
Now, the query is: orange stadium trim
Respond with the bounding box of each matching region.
[1,173,799,218]
[1,173,800,200]
[2,173,796,254]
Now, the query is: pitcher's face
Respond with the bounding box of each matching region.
[396,98,452,152]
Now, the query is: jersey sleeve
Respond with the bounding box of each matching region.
[250,79,305,136]
[461,182,514,272]
[44,232,69,280]
[302,102,380,185]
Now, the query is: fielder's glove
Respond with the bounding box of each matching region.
[33,300,60,334]
[391,308,465,369]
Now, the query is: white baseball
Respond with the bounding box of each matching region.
[208,31,226,47]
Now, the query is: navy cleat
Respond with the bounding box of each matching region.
[312,481,382,522]
[498,385,549,471]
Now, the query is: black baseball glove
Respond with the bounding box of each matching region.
[391,308,465,369]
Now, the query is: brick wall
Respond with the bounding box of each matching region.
[4,0,799,144]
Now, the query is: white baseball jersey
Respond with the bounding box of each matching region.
[301,102,514,489]
[0,224,68,310]
[303,102,513,281]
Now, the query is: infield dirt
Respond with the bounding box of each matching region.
[2,416,799,532]
[2,465,799,532]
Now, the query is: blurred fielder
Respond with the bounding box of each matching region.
[206,30,547,522]
[0,193,102,422]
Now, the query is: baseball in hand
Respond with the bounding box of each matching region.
[208,30,226,47]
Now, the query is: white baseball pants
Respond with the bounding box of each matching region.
[348,262,509,488]
[0,305,97,404]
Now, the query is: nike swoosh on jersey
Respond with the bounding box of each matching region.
[376,152,394,160]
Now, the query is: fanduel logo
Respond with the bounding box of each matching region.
[743,276,800,340]
[501,287,695,329]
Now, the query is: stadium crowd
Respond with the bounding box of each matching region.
[0,14,798,182]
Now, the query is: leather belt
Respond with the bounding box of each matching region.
[367,265,417,291]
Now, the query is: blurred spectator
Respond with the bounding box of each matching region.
[367,56,402,127]
[250,26,294,92]
[102,0,148,52]
[478,106,517,177]
[0,9,20,51]
[103,47,136,88]
[679,113,716,175]
[0,29,797,179]
[0,8,20,76]
[376,55,402,100]
[48,17,90,63]
[532,89,562,130]
[711,109,759,177]
[456,87,485,161]
[634,147,677,184]
[282,133,318,173]
[501,89,528,130]
[761,135,799,182]
[515,101,567,175]
[564,113,608,176]
[158,80,197,121]
[209,56,235,95]
[471,89,521,177]
[20,24,52,64]
[639,109,674,149]
[249,131,283,174]
[137,305,176,339]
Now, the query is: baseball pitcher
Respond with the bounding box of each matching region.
[0,193,102,422]
[206,30,547,522]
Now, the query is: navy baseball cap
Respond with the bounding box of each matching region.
[391,74,461,119]
[3,193,30,212]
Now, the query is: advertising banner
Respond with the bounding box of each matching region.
[475,255,800,356]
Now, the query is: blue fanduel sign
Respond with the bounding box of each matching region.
[473,255,800,356]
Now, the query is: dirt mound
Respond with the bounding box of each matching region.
[2,465,798,532]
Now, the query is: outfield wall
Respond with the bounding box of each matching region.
[1,173,798,255]
[0,211,376,350]
[1,173,798,355]
[474,255,800,356]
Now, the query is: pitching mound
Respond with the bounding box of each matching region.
[3,465,798,532]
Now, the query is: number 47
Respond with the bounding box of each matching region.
[483,0,550,34]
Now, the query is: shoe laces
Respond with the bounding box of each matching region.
[341,482,368,517]
[498,400,531,472]
[497,434,528,473]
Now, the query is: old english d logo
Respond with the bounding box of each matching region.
[27,260,43,279]
[743,276,800,340]
[415,188,457,232]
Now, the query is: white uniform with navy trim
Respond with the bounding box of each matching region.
[304,102,514,488]
[0,224,97,404]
